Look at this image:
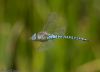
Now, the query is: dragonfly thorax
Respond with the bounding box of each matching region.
[36,32,49,41]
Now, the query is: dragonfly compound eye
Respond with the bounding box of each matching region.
[31,33,36,40]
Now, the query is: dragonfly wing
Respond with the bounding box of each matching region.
[42,12,67,35]
[36,12,67,51]
[36,40,55,51]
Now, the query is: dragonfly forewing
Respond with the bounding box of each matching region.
[42,12,67,35]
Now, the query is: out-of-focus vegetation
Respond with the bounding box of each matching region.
[0,0,100,72]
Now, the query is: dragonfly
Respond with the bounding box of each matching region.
[31,12,87,51]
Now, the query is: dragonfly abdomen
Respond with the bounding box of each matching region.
[47,34,87,41]
[58,35,87,41]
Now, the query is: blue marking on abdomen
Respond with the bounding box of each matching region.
[57,35,87,41]
[47,34,87,41]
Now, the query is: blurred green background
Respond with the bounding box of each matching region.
[0,0,100,72]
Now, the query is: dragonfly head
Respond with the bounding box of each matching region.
[31,33,37,40]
